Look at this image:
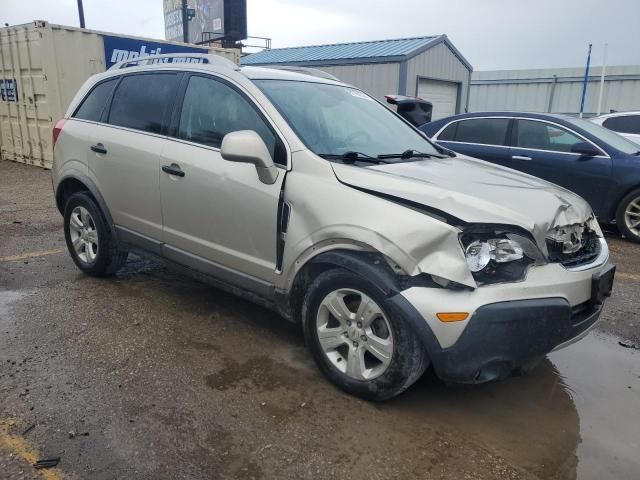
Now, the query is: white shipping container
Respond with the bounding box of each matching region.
[0,21,240,169]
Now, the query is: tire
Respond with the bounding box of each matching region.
[63,192,128,276]
[616,189,640,243]
[302,268,429,401]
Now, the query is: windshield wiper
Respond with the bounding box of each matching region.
[377,149,445,160]
[318,151,390,164]
[634,150,640,156]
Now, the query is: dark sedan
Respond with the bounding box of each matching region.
[420,112,640,242]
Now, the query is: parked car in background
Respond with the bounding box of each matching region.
[421,112,640,243]
[52,55,615,400]
[590,111,640,146]
[385,95,433,127]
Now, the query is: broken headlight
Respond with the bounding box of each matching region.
[460,227,545,285]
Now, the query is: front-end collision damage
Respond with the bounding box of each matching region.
[278,156,478,292]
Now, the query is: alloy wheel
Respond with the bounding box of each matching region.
[624,195,640,237]
[69,206,99,264]
[316,288,394,380]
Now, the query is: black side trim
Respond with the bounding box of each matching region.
[275,174,289,272]
[114,225,162,255]
[162,245,275,300]
[309,250,402,296]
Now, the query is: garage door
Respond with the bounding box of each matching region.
[417,79,459,120]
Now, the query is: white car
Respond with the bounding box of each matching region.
[591,112,640,146]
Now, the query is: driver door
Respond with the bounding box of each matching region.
[159,74,287,288]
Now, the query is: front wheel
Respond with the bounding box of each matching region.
[63,192,128,276]
[616,189,640,243]
[302,268,429,401]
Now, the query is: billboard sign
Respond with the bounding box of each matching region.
[164,0,225,44]
[102,35,207,68]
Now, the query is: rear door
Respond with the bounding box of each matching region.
[89,72,180,243]
[435,117,513,167]
[510,118,612,215]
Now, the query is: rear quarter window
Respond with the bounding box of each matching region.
[603,116,640,135]
[73,78,118,122]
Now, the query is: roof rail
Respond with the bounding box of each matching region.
[267,65,340,82]
[109,53,239,71]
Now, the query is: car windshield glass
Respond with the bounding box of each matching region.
[254,79,440,159]
[566,117,639,155]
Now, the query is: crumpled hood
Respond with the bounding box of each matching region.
[331,154,594,250]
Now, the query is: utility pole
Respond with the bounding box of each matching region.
[77,0,86,28]
[596,44,608,116]
[579,43,592,118]
[182,0,189,43]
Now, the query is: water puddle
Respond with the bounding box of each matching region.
[550,332,640,480]
[387,331,640,479]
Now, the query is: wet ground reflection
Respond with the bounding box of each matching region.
[387,359,580,479]
[550,332,640,480]
[384,331,639,479]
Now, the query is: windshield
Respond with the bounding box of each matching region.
[566,117,639,155]
[254,80,440,158]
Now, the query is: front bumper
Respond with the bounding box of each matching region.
[391,259,614,383]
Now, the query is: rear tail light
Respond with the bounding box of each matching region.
[53,119,66,148]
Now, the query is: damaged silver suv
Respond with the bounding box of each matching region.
[52,54,615,400]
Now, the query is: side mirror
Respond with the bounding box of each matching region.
[221,130,279,184]
[570,141,601,158]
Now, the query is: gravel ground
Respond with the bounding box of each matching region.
[1,160,638,480]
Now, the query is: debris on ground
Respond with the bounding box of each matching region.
[618,341,639,350]
[21,423,35,436]
[33,457,60,469]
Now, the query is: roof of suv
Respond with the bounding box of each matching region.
[105,53,345,86]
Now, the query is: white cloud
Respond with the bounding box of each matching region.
[2,0,639,70]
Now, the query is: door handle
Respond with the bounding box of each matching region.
[512,155,532,161]
[90,143,107,154]
[162,163,185,178]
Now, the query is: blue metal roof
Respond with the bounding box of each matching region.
[241,36,441,65]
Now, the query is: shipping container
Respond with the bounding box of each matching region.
[0,21,240,169]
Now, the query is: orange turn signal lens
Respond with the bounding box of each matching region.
[436,312,469,322]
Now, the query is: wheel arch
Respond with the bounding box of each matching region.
[55,174,117,240]
[612,184,640,220]
[279,247,405,325]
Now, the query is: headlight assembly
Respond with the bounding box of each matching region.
[460,226,545,285]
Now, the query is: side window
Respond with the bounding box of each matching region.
[453,118,510,145]
[73,79,118,122]
[437,122,458,141]
[516,120,582,153]
[177,75,284,164]
[603,116,640,135]
[108,73,179,134]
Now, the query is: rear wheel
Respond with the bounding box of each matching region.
[616,189,640,243]
[63,192,128,276]
[302,268,429,401]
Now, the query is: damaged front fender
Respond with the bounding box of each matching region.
[278,153,477,291]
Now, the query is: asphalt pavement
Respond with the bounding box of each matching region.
[1,160,639,480]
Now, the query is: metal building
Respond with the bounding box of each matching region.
[241,36,473,120]
[470,65,640,116]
